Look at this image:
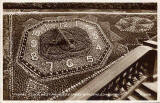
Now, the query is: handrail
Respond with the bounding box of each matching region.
[143,40,157,49]
[67,46,153,100]
[143,35,157,49]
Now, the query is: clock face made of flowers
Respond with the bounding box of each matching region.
[17,17,113,81]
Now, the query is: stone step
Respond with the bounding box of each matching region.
[142,81,157,94]
[127,95,137,100]
[135,88,154,100]
[127,92,142,100]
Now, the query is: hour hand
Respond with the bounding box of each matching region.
[47,39,58,46]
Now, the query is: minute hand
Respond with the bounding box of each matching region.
[58,28,75,49]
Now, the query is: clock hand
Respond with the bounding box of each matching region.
[57,28,75,49]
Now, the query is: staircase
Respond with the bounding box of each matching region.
[126,75,157,100]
